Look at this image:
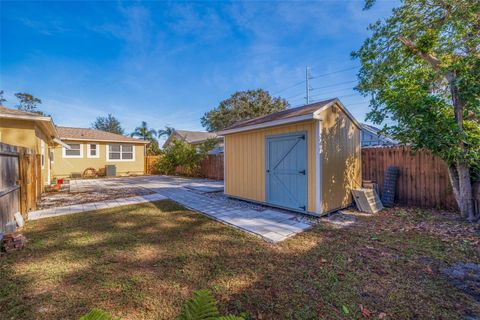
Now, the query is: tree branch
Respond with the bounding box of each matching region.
[398,35,442,69]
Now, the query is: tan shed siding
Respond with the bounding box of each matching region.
[224,120,317,212]
[52,141,145,178]
[320,103,361,213]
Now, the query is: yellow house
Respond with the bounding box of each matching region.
[52,126,148,178]
[0,106,59,190]
[218,98,361,216]
[1,105,148,183]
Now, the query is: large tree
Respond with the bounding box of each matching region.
[201,89,289,132]
[353,0,480,221]
[15,92,45,115]
[92,114,125,135]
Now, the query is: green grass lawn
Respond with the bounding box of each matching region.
[1,200,479,319]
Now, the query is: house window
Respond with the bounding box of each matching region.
[107,144,134,161]
[63,143,83,158]
[87,144,99,158]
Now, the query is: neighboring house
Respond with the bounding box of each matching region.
[0,106,61,189]
[163,129,224,154]
[219,98,361,216]
[52,126,148,178]
[361,123,398,147]
[0,105,148,182]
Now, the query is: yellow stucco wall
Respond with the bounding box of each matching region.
[320,104,361,213]
[51,141,145,178]
[0,118,53,188]
[224,121,317,212]
[0,119,37,149]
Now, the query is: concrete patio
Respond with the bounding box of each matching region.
[30,176,313,242]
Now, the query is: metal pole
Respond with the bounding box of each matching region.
[305,66,310,105]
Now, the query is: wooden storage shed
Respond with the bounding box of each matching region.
[218,98,361,216]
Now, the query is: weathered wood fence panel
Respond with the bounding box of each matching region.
[0,143,21,232]
[362,147,457,210]
[0,142,38,231]
[199,155,224,180]
[145,155,160,175]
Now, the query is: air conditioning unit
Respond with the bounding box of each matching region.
[105,165,116,177]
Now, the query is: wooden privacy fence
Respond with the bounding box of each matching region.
[145,155,160,174]
[145,154,224,180]
[0,143,38,232]
[362,146,457,210]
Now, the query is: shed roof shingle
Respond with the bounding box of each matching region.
[56,126,148,143]
[224,98,337,130]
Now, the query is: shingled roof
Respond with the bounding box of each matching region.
[219,98,336,132]
[56,126,148,144]
[174,130,219,143]
[0,105,51,120]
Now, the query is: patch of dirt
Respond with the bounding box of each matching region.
[38,186,154,210]
[443,262,480,302]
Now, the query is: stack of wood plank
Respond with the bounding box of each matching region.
[352,188,384,214]
[1,233,27,252]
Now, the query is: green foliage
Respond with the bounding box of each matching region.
[0,90,6,104]
[91,114,125,135]
[353,0,480,177]
[201,89,289,132]
[156,139,215,176]
[147,139,162,156]
[15,92,45,115]
[131,121,157,141]
[178,290,244,320]
[158,126,175,139]
[80,308,115,320]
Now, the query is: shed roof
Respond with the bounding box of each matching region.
[56,126,148,144]
[219,98,360,135]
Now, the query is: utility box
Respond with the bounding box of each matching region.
[105,165,116,177]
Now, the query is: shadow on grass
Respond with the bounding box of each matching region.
[1,201,479,319]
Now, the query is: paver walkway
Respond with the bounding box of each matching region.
[29,193,167,220]
[153,187,312,242]
[30,176,313,242]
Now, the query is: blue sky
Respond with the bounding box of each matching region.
[0,1,397,135]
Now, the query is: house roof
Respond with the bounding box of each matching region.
[0,105,52,121]
[56,126,149,144]
[0,105,59,140]
[174,130,219,143]
[218,98,360,135]
[360,123,399,145]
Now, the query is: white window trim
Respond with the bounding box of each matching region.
[106,144,135,162]
[62,143,84,158]
[87,143,100,158]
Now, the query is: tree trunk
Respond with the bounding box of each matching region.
[446,71,476,221]
[448,163,475,221]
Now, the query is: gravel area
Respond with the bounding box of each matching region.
[38,185,154,210]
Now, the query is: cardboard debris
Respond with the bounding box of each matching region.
[2,233,27,252]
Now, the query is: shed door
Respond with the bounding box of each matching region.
[266,132,308,212]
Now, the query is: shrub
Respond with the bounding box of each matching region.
[156,138,216,176]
